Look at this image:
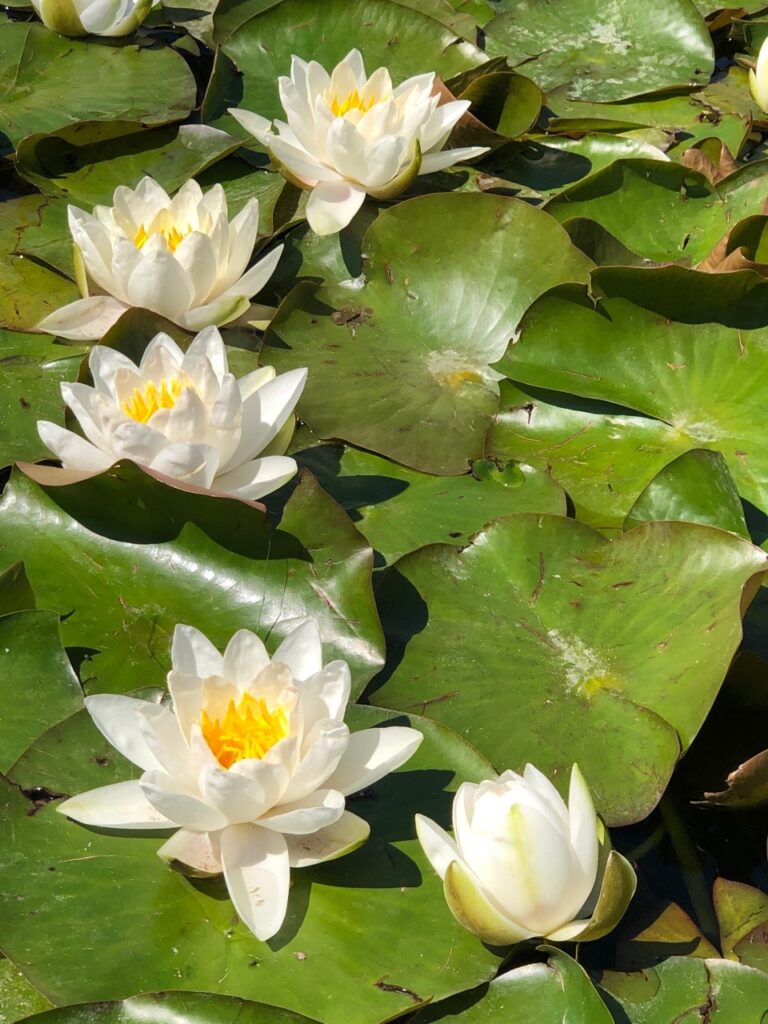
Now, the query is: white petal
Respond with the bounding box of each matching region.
[268,136,341,185]
[415,813,459,881]
[325,726,423,797]
[260,788,344,835]
[228,108,275,145]
[125,251,193,322]
[272,619,323,681]
[184,325,228,382]
[220,367,306,470]
[419,146,489,175]
[58,780,172,830]
[218,244,283,303]
[172,623,223,677]
[280,720,350,804]
[89,345,138,397]
[444,858,534,945]
[298,662,351,723]
[140,771,228,831]
[37,422,114,473]
[222,629,270,685]
[84,694,165,772]
[286,810,369,867]
[199,760,287,824]
[567,764,600,886]
[148,442,219,489]
[157,827,222,874]
[174,231,219,307]
[213,455,298,500]
[37,296,127,341]
[221,823,290,940]
[167,670,203,742]
[306,181,366,235]
[218,198,261,294]
[420,99,469,152]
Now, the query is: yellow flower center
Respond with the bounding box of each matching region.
[134,222,191,254]
[330,89,377,117]
[121,377,186,423]
[200,693,289,769]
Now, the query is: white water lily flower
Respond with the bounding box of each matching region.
[37,176,282,341]
[229,49,489,235]
[750,38,768,113]
[59,620,423,940]
[416,764,635,945]
[36,327,306,501]
[31,0,153,36]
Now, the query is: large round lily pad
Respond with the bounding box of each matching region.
[20,993,317,1023]
[497,283,768,518]
[0,706,500,1024]
[371,514,766,825]
[484,0,713,102]
[0,468,383,697]
[0,19,196,148]
[264,193,592,475]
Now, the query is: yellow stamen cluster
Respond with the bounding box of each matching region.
[330,89,377,117]
[121,378,186,423]
[134,222,191,254]
[200,693,289,769]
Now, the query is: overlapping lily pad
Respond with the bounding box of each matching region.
[0,705,501,1024]
[372,514,766,824]
[264,193,592,474]
[485,0,714,101]
[20,993,317,1023]
[0,19,196,148]
[0,468,383,697]
[413,948,612,1023]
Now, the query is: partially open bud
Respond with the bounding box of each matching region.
[31,0,153,38]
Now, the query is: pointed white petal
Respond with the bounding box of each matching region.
[306,181,366,235]
[140,771,228,831]
[260,788,344,835]
[272,620,323,682]
[222,629,270,686]
[418,146,489,175]
[221,366,306,469]
[280,720,350,804]
[37,296,127,341]
[415,813,459,881]
[84,694,165,772]
[221,823,290,940]
[325,726,423,797]
[286,810,369,867]
[172,623,223,677]
[58,780,172,830]
[37,422,114,473]
[213,455,298,500]
[157,827,222,874]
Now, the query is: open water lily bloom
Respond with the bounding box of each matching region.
[58,621,423,941]
[36,327,307,500]
[31,0,153,36]
[416,764,635,945]
[37,176,282,341]
[229,49,489,235]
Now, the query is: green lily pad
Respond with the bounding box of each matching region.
[0,706,501,1024]
[0,467,384,697]
[497,283,768,519]
[0,196,81,332]
[599,957,768,1022]
[19,992,316,1023]
[0,19,196,149]
[484,0,713,102]
[412,948,612,1023]
[486,380,693,534]
[0,329,86,465]
[371,514,766,825]
[0,609,82,775]
[545,161,768,264]
[714,878,768,971]
[0,960,52,1023]
[297,444,566,564]
[0,563,36,618]
[625,450,749,538]
[263,193,592,475]
[215,0,485,136]
[16,123,240,207]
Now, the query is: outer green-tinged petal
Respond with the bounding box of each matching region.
[547,850,637,943]
[33,0,86,35]
[444,858,533,946]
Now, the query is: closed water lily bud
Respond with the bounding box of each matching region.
[37,327,307,500]
[58,620,423,940]
[37,175,282,341]
[416,764,636,945]
[31,0,152,37]
[750,38,768,113]
[229,49,489,235]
